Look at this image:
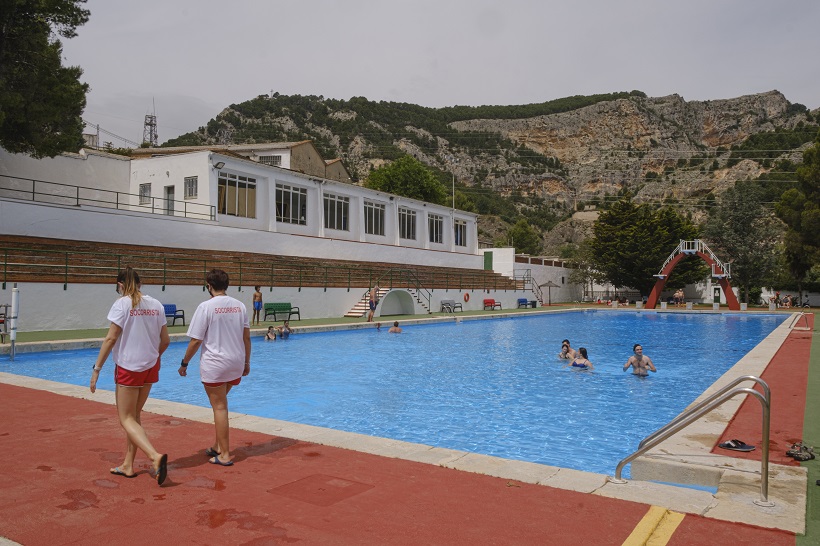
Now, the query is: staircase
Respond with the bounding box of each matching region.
[344,287,390,318]
[407,287,432,314]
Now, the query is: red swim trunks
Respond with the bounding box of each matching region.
[203,377,242,388]
[115,359,160,387]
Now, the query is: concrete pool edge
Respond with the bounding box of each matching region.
[631,312,807,533]
[0,310,806,534]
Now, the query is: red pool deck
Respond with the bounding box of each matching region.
[0,313,816,545]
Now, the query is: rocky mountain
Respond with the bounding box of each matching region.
[165,90,818,254]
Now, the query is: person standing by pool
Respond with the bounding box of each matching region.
[252,286,263,326]
[566,347,593,370]
[623,344,656,376]
[90,266,169,485]
[367,284,380,322]
[178,269,251,466]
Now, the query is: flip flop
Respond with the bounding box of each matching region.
[110,467,136,478]
[209,456,234,466]
[718,439,755,452]
[205,447,220,458]
[154,454,168,486]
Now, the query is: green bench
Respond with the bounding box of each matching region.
[263,302,300,321]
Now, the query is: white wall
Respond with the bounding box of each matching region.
[0,198,484,269]
[1,148,131,192]
[0,281,531,332]
[522,262,579,304]
[481,248,516,277]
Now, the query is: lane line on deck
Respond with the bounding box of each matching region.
[622,505,685,546]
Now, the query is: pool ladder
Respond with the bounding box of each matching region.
[608,375,773,507]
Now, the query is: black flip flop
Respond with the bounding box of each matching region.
[205,447,219,458]
[718,439,755,452]
[154,454,168,486]
[209,456,234,466]
[110,467,137,478]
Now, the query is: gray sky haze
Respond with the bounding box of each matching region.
[62,0,820,146]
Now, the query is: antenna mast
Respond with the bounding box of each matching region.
[142,98,159,147]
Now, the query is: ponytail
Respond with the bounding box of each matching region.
[117,267,142,308]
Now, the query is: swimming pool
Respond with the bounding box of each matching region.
[2,310,786,477]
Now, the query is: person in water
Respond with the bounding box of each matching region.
[566,347,593,370]
[558,339,576,359]
[624,344,656,376]
[265,326,276,341]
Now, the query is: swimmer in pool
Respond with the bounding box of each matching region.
[566,347,593,370]
[624,344,656,376]
[558,339,576,359]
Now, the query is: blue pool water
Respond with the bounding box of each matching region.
[2,311,785,477]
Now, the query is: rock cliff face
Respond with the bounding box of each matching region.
[449,91,807,203]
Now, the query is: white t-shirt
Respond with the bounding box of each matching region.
[107,294,166,372]
[187,294,249,383]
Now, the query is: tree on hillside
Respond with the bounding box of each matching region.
[702,184,780,303]
[0,0,90,157]
[506,219,542,255]
[775,136,820,293]
[364,155,448,205]
[585,199,706,296]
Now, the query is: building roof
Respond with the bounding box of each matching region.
[129,140,313,157]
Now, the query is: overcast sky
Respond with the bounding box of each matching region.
[61,0,820,146]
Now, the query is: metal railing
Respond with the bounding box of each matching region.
[656,239,731,279]
[610,376,773,507]
[788,312,811,331]
[512,268,544,302]
[0,175,216,221]
[359,269,433,313]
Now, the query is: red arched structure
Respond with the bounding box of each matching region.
[645,241,740,311]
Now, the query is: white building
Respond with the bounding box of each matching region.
[127,149,479,255]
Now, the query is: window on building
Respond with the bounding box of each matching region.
[398,207,416,240]
[259,155,282,166]
[323,193,349,231]
[184,176,198,199]
[454,219,467,247]
[276,183,308,225]
[428,214,443,244]
[138,183,151,205]
[364,200,385,236]
[217,172,257,218]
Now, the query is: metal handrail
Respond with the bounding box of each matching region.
[611,379,773,507]
[359,268,433,314]
[512,268,544,303]
[788,312,811,331]
[638,376,769,449]
[1,174,216,221]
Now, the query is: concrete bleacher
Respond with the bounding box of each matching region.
[0,235,518,292]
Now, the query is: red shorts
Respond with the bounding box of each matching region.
[115,360,160,387]
[203,377,242,388]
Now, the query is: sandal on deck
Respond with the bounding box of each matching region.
[718,439,755,452]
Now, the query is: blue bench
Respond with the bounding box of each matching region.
[163,304,186,326]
